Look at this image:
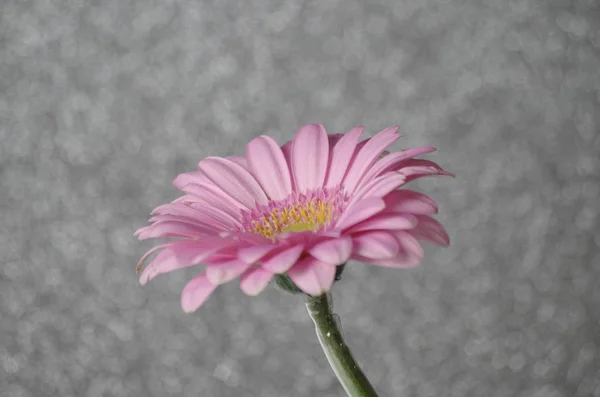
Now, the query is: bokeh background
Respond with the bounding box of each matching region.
[2,0,599,396]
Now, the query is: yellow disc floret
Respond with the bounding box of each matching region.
[247,198,335,240]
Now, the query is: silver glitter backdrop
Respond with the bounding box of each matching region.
[2,0,600,396]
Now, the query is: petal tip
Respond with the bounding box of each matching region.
[240,286,262,297]
[181,303,196,314]
[379,125,401,136]
[181,297,204,313]
[205,267,225,285]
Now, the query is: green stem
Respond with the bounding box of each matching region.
[306,293,379,397]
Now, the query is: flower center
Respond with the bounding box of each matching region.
[240,187,348,240]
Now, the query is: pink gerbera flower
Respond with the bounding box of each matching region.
[135,124,452,312]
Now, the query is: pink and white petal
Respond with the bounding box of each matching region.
[227,156,248,169]
[411,215,450,246]
[227,231,272,245]
[352,231,399,259]
[318,229,343,239]
[308,236,353,265]
[359,146,437,186]
[139,239,234,285]
[237,244,278,264]
[139,248,183,285]
[240,267,274,296]
[287,256,336,296]
[135,242,177,274]
[327,133,344,147]
[205,258,254,285]
[398,159,455,182]
[202,247,239,264]
[172,171,211,190]
[181,273,218,313]
[280,140,295,191]
[335,197,386,231]
[366,231,424,268]
[150,202,203,217]
[171,194,201,204]
[383,190,438,215]
[342,126,401,194]
[146,215,227,235]
[394,231,425,266]
[261,244,305,274]
[246,135,292,201]
[198,157,269,208]
[290,124,329,193]
[347,213,418,233]
[187,202,241,230]
[150,202,239,230]
[324,126,364,188]
[181,183,245,218]
[135,221,214,240]
[377,125,402,136]
[360,254,421,269]
[348,173,407,207]
[277,230,316,247]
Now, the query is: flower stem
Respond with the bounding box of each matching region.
[306,293,379,397]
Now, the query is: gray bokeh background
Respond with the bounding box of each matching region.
[2,0,599,396]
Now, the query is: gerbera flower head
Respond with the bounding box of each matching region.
[135,124,452,312]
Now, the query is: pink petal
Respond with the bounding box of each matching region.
[135,242,176,274]
[187,202,241,230]
[352,231,399,259]
[135,221,214,240]
[290,124,329,193]
[139,239,233,285]
[150,202,203,216]
[172,171,210,190]
[366,231,424,268]
[347,213,418,233]
[308,236,353,265]
[359,146,437,186]
[171,194,201,204]
[150,202,239,230]
[383,190,438,215]
[147,214,228,233]
[261,244,305,273]
[324,126,364,188]
[150,197,239,229]
[342,126,401,194]
[139,249,183,285]
[287,256,336,296]
[335,197,386,230]
[398,159,455,183]
[240,268,274,296]
[349,173,407,206]
[281,140,295,191]
[224,231,272,245]
[227,156,248,169]
[277,230,317,246]
[197,157,268,209]
[246,135,292,201]
[181,273,217,313]
[411,215,450,246]
[237,244,277,264]
[328,133,344,147]
[395,231,425,265]
[205,258,254,285]
[181,183,245,218]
